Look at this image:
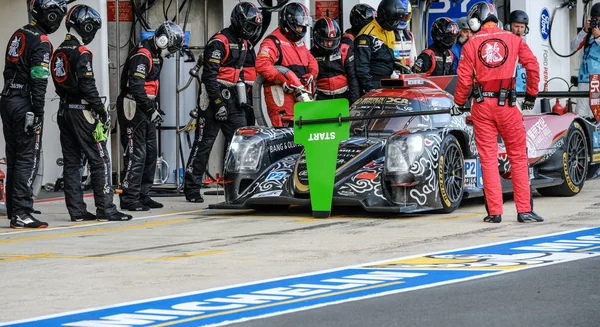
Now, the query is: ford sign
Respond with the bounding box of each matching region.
[540,8,550,41]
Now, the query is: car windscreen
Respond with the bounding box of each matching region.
[349,95,452,136]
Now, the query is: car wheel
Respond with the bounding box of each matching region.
[537,123,588,197]
[437,135,465,213]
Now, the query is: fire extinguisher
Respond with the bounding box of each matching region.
[552,98,567,115]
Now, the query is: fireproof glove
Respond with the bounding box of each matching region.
[302,74,314,87]
[522,94,536,111]
[451,103,466,116]
[26,114,43,136]
[97,107,110,132]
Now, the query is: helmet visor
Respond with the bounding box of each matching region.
[315,34,340,51]
[445,22,459,36]
[292,14,312,27]
[241,22,261,38]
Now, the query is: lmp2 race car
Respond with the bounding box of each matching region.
[210,75,600,214]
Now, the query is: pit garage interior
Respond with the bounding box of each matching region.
[0,1,600,326]
[0,0,586,193]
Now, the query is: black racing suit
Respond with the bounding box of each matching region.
[184,28,247,199]
[51,34,117,218]
[354,21,396,94]
[117,38,162,207]
[0,24,52,218]
[341,29,356,48]
[310,45,360,104]
[413,43,455,76]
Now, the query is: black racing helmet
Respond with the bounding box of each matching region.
[349,4,377,34]
[231,2,263,40]
[467,1,499,33]
[313,17,341,54]
[65,5,102,45]
[154,20,185,57]
[30,0,68,34]
[279,2,311,42]
[376,0,407,31]
[431,17,459,49]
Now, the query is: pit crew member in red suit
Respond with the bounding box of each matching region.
[452,2,543,223]
[255,2,318,127]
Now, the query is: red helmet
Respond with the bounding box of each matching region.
[313,18,341,54]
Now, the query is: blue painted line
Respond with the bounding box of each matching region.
[2,227,600,327]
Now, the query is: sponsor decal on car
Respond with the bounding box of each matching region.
[438,155,451,207]
[251,190,283,198]
[265,172,286,181]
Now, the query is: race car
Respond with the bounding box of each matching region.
[210,75,600,214]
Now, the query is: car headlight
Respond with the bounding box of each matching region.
[386,135,424,174]
[226,135,264,172]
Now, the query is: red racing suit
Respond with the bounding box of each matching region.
[454,23,540,216]
[256,27,318,126]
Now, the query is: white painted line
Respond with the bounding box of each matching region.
[0,208,209,236]
[1,225,599,326]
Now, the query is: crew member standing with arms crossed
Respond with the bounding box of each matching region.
[452,2,543,223]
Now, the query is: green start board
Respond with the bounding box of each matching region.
[294,99,350,218]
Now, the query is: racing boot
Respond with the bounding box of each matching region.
[483,215,502,223]
[140,197,163,209]
[186,192,204,203]
[120,201,150,212]
[71,212,97,222]
[517,211,544,223]
[97,211,133,222]
[10,213,49,229]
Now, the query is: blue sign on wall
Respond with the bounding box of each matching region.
[540,8,550,41]
[425,0,493,46]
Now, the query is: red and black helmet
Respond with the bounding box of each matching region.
[313,17,341,54]
[231,2,263,40]
[279,2,311,42]
[431,17,459,49]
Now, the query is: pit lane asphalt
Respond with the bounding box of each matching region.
[229,256,600,327]
[0,179,599,323]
